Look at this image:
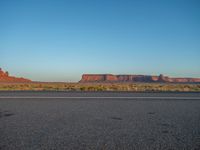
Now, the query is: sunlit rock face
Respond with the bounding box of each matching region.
[80,74,200,83]
[81,74,106,82]
[0,68,31,82]
[0,68,8,77]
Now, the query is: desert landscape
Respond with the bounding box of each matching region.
[1,0,200,149]
[0,68,200,92]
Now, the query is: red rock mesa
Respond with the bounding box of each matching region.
[0,68,31,82]
[80,74,200,83]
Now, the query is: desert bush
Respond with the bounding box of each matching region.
[80,87,86,91]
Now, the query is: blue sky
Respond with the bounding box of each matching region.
[0,0,200,82]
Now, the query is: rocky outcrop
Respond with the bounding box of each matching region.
[79,74,200,83]
[0,68,31,82]
[80,74,118,82]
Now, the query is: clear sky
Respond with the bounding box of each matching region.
[0,0,200,82]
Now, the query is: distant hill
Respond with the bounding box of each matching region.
[80,74,200,83]
[0,68,31,83]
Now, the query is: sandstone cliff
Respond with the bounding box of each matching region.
[80,74,200,83]
[0,68,31,82]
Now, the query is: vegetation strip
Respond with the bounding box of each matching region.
[0,83,200,92]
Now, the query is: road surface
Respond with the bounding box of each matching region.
[0,91,200,150]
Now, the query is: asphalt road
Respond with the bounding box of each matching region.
[0,91,200,150]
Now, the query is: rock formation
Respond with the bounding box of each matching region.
[79,74,200,83]
[0,68,31,82]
